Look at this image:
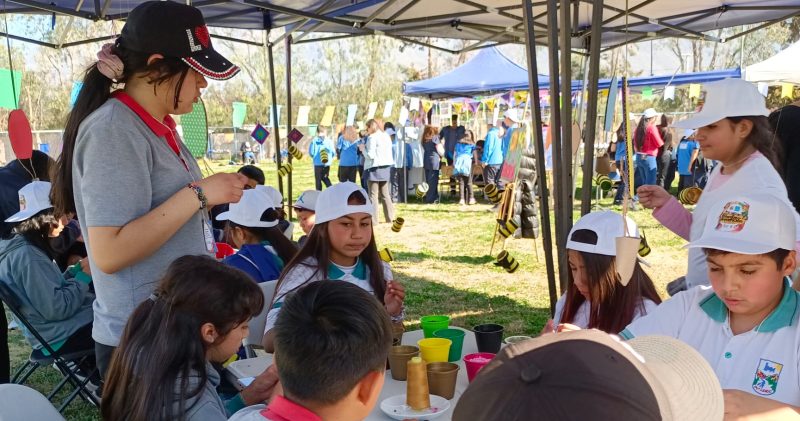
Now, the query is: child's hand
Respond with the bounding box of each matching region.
[384,281,406,316]
[196,173,250,207]
[555,323,582,333]
[540,319,555,335]
[240,364,281,406]
[636,185,671,209]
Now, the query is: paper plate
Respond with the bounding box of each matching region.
[380,394,450,420]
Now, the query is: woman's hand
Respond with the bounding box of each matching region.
[195,173,250,207]
[636,185,671,209]
[723,389,800,420]
[384,280,405,316]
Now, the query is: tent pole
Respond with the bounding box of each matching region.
[546,0,567,293]
[559,0,573,246]
[267,35,284,196]
[580,0,604,215]
[285,35,293,220]
[522,0,558,316]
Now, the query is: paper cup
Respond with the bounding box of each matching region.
[615,237,640,286]
[473,323,504,353]
[464,352,495,382]
[433,328,466,362]
[388,345,419,381]
[417,338,451,363]
[504,335,532,345]
[420,315,450,338]
[426,362,459,400]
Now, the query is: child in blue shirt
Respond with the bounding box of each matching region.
[336,126,360,183]
[309,127,336,191]
[454,130,478,205]
[676,130,700,192]
[217,188,298,283]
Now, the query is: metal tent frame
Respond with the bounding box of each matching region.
[1,0,797,313]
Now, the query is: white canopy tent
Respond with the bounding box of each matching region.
[745,40,800,84]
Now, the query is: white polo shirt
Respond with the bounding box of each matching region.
[620,280,800,406]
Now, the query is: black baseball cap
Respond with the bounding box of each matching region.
[120,1,239,80]
[452,330,723,421]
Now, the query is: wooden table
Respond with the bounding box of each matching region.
[227,327,479,420]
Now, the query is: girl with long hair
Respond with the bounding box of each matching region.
[633,108,664,187]
[261,182,405,352]
[421,125,443,204]
[101,255,269,421]
[48,1,248,374]
[638,78,800,292]
[546,211,661,334]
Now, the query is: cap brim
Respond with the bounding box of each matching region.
[628,335,724,421]
[671,111,725,130]
[4,205,51,223]
[293,205,315,212]
[686,236,781,254]
[215,210,232,221]
[183,49,240,81]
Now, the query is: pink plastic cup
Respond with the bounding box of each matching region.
[464,352,496,382]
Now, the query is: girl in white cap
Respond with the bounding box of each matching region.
[633,108,664,187]
[261,182,405,353]
[638,79,800,292]
[216,188,298,284]
[544,211,661,334]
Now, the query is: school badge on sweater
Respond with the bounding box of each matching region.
[753,359,783,395]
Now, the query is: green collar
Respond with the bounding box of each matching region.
[327,258,367,280]
[699,278,798,333]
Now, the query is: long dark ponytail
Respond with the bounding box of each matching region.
[727,116,783,177]
[634,116,650,151]
[101,255,263,421]
[50,41,190,216]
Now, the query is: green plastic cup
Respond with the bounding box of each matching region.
[420,315,450,338]
[433,328,466,362]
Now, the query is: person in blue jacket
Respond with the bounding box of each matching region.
[309,127,336,191]
[337,126,360,183]
[453,130,478,205]
[217,188,297,283]
[480,121,504,197]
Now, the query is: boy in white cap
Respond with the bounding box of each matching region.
[292,190,319,247]
[621,194,800,417]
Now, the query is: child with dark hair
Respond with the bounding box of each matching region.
[238,165,265,188]
[545,211,661,334]
[102,255,275,420]
[0,182,95,370]
[292,190,319,247]
[211,165,266,232]
[453,129,478,205]
[217,188,297,283]
[262,182,405,353]
[49,1,249,375]
[231,281,392,420]
[638,79,800,291]
[622,194,800,417]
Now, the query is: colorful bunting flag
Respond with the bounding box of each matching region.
[663,86,675,100]
[320,105,335,126]
[781,83,794,99]
[688,84,701,99]
[642,86,653,100]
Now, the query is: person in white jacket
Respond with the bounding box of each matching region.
[360,119,396,223]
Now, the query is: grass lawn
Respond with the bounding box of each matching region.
[7,157,688,420]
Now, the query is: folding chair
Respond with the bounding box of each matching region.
[0,282,99,411]
[242,281,277,358]
[0,384,66,421]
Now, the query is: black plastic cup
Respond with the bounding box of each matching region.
[473,324,504,353]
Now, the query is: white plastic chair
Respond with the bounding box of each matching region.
[243,281,277,358]
[0,384,66,421]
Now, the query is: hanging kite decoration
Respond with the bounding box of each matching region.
[288,128,304,144]
[250,123,269,145]
[8,109,32,159]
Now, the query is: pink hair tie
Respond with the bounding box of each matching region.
[96,43,124,82]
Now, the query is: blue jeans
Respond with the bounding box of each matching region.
[635,154,658,186]
[424,169,440,203]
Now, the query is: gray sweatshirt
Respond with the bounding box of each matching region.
[0,235,93,350]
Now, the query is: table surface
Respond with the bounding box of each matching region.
[227,327,479,421]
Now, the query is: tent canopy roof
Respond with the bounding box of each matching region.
[3,0,800,50]
[745,40,800,84]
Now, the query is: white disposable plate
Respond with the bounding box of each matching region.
[380,394,450,420]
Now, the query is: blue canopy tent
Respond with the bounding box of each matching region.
[403,47,548,99]
[597,68,742,91]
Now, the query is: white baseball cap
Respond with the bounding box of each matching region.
[385,128,396,136]
[216,188,279,228]
[642,108,658,119]
[314,182,374,224]
[673,79,770,129]
[504,108,521,123]
[293,190,320,212]
[5,181,53,223]
[566,211,640,256]
[256,185,283,209]
[688,194,796,254]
